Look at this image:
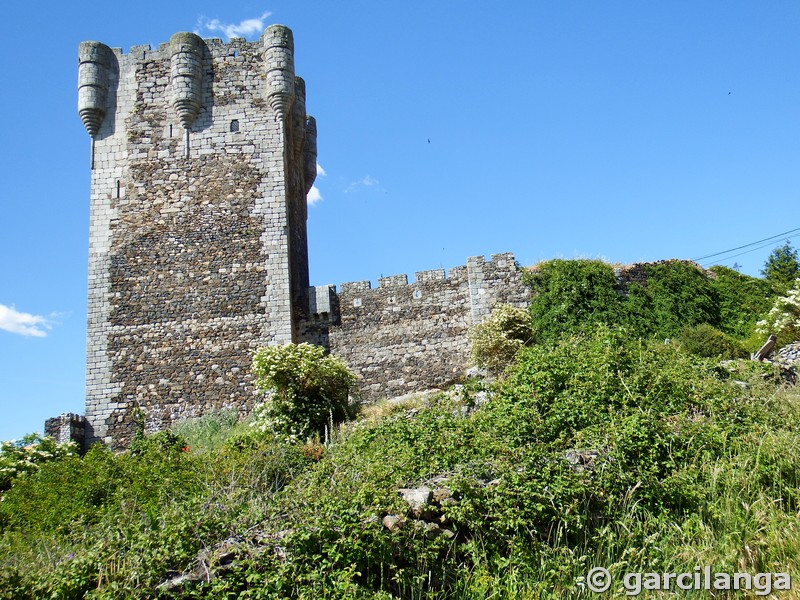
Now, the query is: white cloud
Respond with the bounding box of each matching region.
[307,185,322,206]
[345,175,380,194]
[307,163,326,205]
[195,11,272,40]
[0,304,54,338]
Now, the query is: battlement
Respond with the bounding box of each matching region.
[336,253,516,297]
[327,253,530,400]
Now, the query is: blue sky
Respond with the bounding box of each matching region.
[2,1,799,442]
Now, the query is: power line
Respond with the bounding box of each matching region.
[707,235,798,264]
[692,226,800,262]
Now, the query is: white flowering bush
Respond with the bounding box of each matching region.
[0,433,79,492]
[756,279,800,344]
[250,343,358,442]
[469,304,533,374]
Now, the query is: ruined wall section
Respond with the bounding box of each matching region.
[84,30,313,448]
[327,253,529,401]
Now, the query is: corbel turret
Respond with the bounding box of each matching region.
[77,41,113,137]
[263,25,296,122]
[290,77,307,163]
[169,32,204,150]
[303,116,317,194]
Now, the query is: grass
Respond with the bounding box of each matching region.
[1,333,799,598]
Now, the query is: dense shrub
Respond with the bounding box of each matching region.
[468,303,532,373]
[676,323,748,359]
[625,261,720,339]
[756,279,800,346]
[524,259,624,344]
[251,343,358,441]
[524,259,726,344]
[0,433,78,493]
[709,265,778,339]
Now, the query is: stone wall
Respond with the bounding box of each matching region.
[325,253,530,401]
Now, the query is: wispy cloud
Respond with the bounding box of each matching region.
[195,11,272,40]
[0,304,56,338]
[308,163,326,206]
[345,175,381,194]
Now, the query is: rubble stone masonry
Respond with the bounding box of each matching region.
[79,27,315,448]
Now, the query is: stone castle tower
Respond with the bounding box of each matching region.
[77,26,317,447]
[46,24,531,450]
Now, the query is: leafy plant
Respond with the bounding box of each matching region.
[708,265,778,340]
[676,323,747,359]
[0,433,78,493]
[469,303,532,374]
[251,343,358,441]
[524,259,624,345]
[629,261,720,339]
[756,278,800,345]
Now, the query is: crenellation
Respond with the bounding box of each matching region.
[378,274,409,288]
[415,269,446,284]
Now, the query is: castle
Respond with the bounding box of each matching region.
[46,26,530,450]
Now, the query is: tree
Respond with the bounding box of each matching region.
[761,241,800,288]
[251,343,358,441]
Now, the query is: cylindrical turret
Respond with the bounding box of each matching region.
[263,25,296,122]
[303,116,317,194]
[78,41,113,137]
[290,77,307,162]
[169,32,204,129]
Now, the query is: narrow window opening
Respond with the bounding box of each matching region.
[169,124,173,138]
[230,119,240,133]
[232,49,238,58]
[116,180,121,199]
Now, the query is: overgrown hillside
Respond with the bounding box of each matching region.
[2,258,800,599]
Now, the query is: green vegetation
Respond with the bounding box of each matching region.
[761,241,800,289]
[1,258,797,598]
[0,433,78,492]
[757,279,800,347]
[524,258,780,355]
[468,303,532,373]
[251,343,358,441]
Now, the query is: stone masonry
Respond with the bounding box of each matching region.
[77,27,316,448]
[52,26,531,450]
[323,254,530,400]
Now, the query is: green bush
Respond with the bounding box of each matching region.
[756,279,800,346]
[524,259,724,344]
[524,259,625,345]
[708,265,778,339]
[0,433,78,493]
[468,303,532,373]
[676,323,748,359]
[251,343,358,441]
[627,261,720,339]
[171,408,247,453]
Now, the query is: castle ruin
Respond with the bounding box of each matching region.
[46,26,530,449]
